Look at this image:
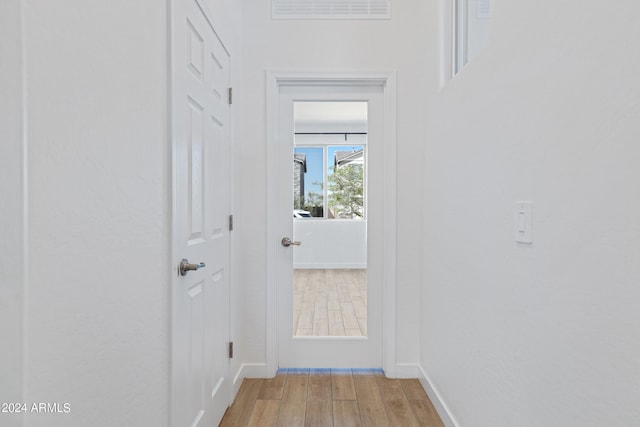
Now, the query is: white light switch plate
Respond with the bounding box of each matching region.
[515,201,532,243]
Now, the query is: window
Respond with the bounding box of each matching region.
[453,0,491,75]
[293,145,365,219]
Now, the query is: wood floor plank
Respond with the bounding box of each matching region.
[328,309,343,325]
[219,371,443,427]
[398,378,429,400]
[333,400,362,427]
[353,375,390,427]
[219,378,263,427]
[313,316,329,335]
[294,269,366,337]
[331,368,357,400]
[407,399,446,427]
[377,377,420,427]
[341,302,360,329]
[351,297,367,320]
[358,318,367,335]
[399,379,445,426]
[258,371,287,400]
[247,400,280,427]
[327,290,340,310]
[315,298,328,318]
[305,371,333,427]
[276,372,309,427]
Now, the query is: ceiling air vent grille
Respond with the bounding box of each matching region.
[272,0,390,20]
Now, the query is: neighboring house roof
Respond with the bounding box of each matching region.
[334,149,363,167]
[294,153,307,172]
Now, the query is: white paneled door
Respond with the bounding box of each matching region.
[171,0,231,426]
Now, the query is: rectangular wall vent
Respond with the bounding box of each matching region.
[272,0,390,20]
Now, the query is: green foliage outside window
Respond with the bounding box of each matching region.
[328,164,363,219]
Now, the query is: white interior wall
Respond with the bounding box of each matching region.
[0,2,25,426]
[21,2,169,426]
[237,0,433,369]
[422,2,640,426]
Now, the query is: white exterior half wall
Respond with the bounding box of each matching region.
[294,220,367,269]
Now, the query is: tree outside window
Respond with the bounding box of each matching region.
[328,149,364,219]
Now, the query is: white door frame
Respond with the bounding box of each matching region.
[265,71,397,377]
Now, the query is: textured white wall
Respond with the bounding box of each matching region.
[237,0,433,367]
[422,2,640,426]
[22,1,169,426]
[0,2,25,426]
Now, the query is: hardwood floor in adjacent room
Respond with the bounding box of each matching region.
[294,269,367,337]
[219,369,445,427]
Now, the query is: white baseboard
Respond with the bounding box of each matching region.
[235,362,269,379]
[416,364,459,427]
[393,363,421,378]
[230,363,269,402]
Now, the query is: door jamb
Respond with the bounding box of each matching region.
[265,71,397,377]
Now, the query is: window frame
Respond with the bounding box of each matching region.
[293,142,367,220]
[443,0,491,80]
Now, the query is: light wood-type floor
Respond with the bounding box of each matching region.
[219,369,445,427]
[294,269,367,337]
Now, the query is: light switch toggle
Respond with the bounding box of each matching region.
[517,211,526,232]
[515,201,532,243]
